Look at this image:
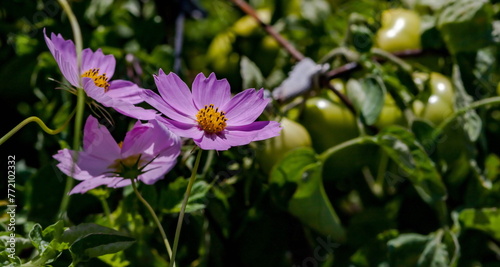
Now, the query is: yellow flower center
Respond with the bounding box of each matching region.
[196,104,227,134]
[82,68,110,92]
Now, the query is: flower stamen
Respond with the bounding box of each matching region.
[196,104,227,134]
[82,68,110,92]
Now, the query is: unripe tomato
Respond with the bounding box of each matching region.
[257,117,312,173]
[374,94,405,129]
[301,94,358,153]
[375,9,421,52]
[412,72,455,125]
[420,95,454,126]
[300,89,380,181]
[429,72,454,103]
[232,9,271,37]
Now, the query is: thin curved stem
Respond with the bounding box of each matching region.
[319,47,360,64]
[318,136,374,162]
[170,148,203,267]
[99,196,112,225]
[0,108,76,146]
[131,178,173,264]
[371,48,413,73]
[433,96,500,138]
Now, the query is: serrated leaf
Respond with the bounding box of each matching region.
[347,76,386,125]
[70,233,135,264]
[0,251,21,266]
[417,232,449,267]
[269,148,345,241]
[375,126,447,204]
[160,177,210,213]
[240,56,264,89]
[452,65,482,142]
[459,208,500,240]
[388,233,430,267]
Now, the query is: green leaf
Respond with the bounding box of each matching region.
[375,126,447,204]
[347,76,386,125]
[0,251,21,267]
[437,0,493,54]
[270,148,345,241]
[388,233,430,267]
[70,233,135,264]
[160,177,210,213]
[61,223,129,245]
[27,221,66,265]
[451,65,482,142]
[301,0,330,24]
[459,208,500,240]
[240,56,264,89]
[417,232,449,267]
[388,231,449,267]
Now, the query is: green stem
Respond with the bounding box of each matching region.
[0,108,76,146]
[99,196,112,225]
[170,148,203,267]
[56,0,85,220]
[371,48,413,73]
[433,96,500,139]
[318,136,374,162]
[319,47,360,64]
[131,178,173,264]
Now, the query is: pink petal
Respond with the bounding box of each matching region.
[107,80,145,104]
[226,121,282,142]
[69,177,125,194]
[191,72,232,110]
[44,29,79,87]
[156,117,203,140]
[120,123,154,158]
[81,48,116,79]
[195,133,232,151]
[154,70,198,115]
[53,149,92,181]
[221,89,269,126]
[139,158,177,185]
[84,79,158,120]
[82,115,121,156]
[141,89,196,123]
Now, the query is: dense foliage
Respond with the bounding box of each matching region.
[1,0,500,266]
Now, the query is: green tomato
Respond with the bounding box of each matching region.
[257,117,312,173]
[300,91,381,181]
[375,8,421,52]
[374,94,405,129]
[300,95,358,153]
[232,9,271,37]
[429,72,454,103]
[420,95,454,126]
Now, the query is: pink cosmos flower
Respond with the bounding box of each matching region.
[44,29,157,120]
[53,116,181,194]
[142,70,281,151]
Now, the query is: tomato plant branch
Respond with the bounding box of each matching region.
[433,96,500,139]
[318,136,374,162]
[324,79,356,115]
[229,0,304,61]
